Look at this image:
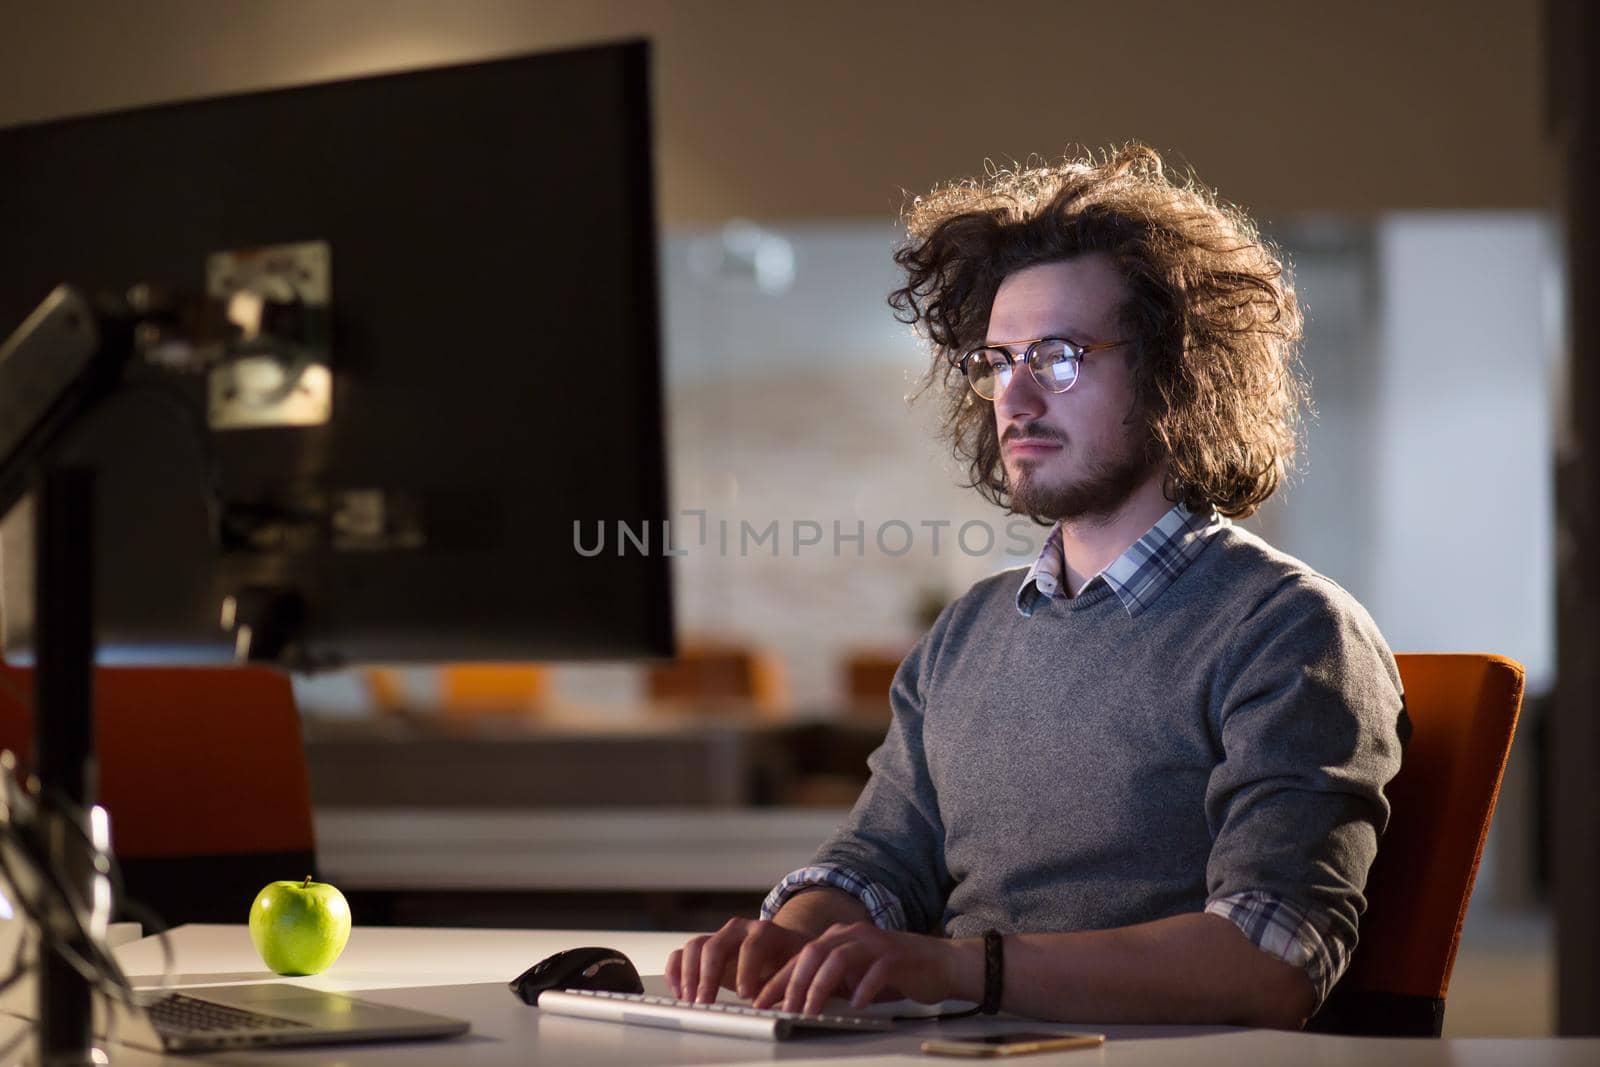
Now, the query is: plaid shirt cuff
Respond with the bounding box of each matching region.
[760,865,909,931]
[1205,890,1349,1006]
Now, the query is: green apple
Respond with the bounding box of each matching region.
[249,876,351,976]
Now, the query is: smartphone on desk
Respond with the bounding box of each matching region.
[921,1030,1105,1057]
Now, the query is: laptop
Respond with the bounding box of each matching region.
[107,983,469,1054]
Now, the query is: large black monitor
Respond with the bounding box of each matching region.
[0,40,674,667]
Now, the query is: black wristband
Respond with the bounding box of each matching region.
[979,929,1004,1015]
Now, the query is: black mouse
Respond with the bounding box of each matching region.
[509,946,645,1005]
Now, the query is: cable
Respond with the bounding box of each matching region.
[0,754,178,1056]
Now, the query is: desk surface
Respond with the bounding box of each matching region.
[0,926,1551,1065]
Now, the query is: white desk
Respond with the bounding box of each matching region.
[4,925,1595,1066]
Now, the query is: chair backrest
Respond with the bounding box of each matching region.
[840,647,909,724]
[0,663,316,924]
[439,663,550,713]
[645,642,787,714]
[1310,653,1524,1036]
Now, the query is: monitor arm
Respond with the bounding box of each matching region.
[0,287,133,521]
[0,268,326,1062]
[0,285,132,1064]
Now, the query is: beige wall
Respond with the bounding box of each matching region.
[0,0,1547,221]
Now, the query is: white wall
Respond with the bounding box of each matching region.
[572,225,1041,709]
[1366,214,1555,690]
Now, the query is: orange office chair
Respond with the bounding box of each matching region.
[840,646,910,724]
[363,664,551,715]
[645,641,787,715]
[438,663,550,713]
[1308,653,1524,1036]
[0,663,316,927]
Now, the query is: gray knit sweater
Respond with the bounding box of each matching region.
[812,524,1406,976]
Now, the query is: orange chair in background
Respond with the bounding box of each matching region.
[645,641,786,716]
[1309,653,1524,1036]
[362,666,409,713]
[0,664,315,927]
[362,663,551,716]
[439,663,550,713]
[840,647,910,724]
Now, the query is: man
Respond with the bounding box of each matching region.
[666,144,1406,1028]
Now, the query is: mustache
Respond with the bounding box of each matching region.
[1002,425,1067,445]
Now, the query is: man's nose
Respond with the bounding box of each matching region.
[993,362,1046,421]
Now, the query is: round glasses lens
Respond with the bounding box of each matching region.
[965,349,1012,399]
[1029,340,1079,392]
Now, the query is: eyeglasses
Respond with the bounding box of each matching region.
[954,336,1129,401]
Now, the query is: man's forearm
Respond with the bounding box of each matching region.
[771,886,871,939]
[949,912,1317,1028]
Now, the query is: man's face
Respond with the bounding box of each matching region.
[987,255,1158,522]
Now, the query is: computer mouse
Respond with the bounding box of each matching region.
[509,946,644,1005]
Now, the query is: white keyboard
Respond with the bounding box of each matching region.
[535,989,898,1041]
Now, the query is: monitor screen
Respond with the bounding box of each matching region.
[0,40,673,667]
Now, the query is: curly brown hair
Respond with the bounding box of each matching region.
[889,144,1307,520]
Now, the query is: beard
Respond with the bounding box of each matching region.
[1008,427,1160,523]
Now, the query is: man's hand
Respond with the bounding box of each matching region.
[665,918,810,1003]
[753,922,980,1017]
[666,885,876,1005]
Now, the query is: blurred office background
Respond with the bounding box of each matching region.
[0,0,1580,1038]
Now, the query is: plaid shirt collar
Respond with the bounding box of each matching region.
[1016,503,1226,618]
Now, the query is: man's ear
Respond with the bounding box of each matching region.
[1159,464,1186,505]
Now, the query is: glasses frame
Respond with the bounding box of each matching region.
[955,335,1130,400]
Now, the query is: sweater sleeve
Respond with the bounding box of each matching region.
[806,609,955,935]
[1203,575,1407,1003]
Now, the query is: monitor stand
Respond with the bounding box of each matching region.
[1,288,133,1064]
[30,466,102,1066]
